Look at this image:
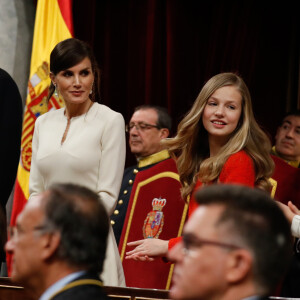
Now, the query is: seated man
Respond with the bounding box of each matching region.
[272,109,300,168]
[270,109,300,204]
[270,110,300,297]
[5,183,109,300]
[168,184,293,300]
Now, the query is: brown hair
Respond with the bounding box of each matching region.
[47,38,101,103]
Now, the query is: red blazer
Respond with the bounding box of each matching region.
[169,150,255,249]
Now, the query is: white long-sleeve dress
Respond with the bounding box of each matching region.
[29,102,126,287]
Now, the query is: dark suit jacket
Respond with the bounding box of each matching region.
[52,272,108,300]
[0,68,23,262]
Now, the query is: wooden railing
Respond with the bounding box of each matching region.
[0,277,170,300]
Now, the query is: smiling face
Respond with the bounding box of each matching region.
[202,86,242,149]
[275,115,300,161]
[51,57,94,106]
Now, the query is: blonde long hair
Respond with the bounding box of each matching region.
[164,73,274,199]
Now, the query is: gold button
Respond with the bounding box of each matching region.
[118,199,123,205]
[129,179,133,185]
[123,190,128,195]
[114,210,119,215]
[133,169,138,174]
[111,220,115,225]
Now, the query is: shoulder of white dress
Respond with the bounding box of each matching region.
[95,103,123,119]
[35,108,64,125]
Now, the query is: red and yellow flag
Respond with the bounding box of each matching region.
[10,0,73,236]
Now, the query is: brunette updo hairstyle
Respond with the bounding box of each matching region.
[47,38,101,103]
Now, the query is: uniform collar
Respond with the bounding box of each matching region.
[272,146,300,168]
[137,150,170,168]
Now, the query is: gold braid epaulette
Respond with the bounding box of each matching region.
[49,279,103,300]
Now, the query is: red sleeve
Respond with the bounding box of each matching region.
[168,151,255,252]
[219,151,255,187]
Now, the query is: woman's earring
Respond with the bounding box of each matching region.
[54,84,58,97]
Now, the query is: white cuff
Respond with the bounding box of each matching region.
[291,215,300,238]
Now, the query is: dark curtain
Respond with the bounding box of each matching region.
[73,0,300,167]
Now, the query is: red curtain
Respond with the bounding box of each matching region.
[73,0,300,167]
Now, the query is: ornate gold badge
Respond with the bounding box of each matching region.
[143,197,166,239]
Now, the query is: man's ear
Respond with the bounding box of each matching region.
[40,232,61,260]
[225,249,252,283]
[159,128,170,140]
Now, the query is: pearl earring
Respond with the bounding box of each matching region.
[54,84,58,97]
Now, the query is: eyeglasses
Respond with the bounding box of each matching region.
[125,122,160,132]
[182,233,241,254]
[7,225,48,241]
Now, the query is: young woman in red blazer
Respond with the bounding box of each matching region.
[126,72,274,260]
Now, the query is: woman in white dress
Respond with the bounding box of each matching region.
[29,38,126,287]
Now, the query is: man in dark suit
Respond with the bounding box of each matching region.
[0,68,23,268]
[5,183,109,300]
[168,185,293,300]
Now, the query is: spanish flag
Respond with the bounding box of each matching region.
[8,0,73,272]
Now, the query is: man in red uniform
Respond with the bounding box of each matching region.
[272,109,300,168]
[270,110,300,298]
[113,105,187,289]
[111,105,172,245]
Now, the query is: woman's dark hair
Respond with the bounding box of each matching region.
[47,38,101,103]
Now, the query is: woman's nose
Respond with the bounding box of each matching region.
[73,75,81,86]
[214,105,224,116]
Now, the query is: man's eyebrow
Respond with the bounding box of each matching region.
[282,120,291,126]
[282,120,300,129]
[183,232,199,240]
